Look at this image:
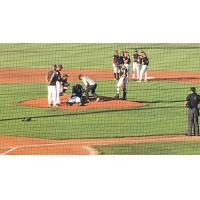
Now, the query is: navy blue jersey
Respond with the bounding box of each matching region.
[72,84,85,97]
[132,53,139,63]
[186,93,200,109]
[117,55,124,65]
[142,56,149,65]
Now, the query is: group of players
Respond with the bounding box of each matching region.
[47,65,98,107]
[46,49,149,107]
[112,49,149,100]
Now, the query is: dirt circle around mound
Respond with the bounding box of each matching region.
[20,95,144,110]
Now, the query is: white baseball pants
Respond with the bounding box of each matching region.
[132,62,140,79]
[56,81,61,104]
[48,85,56,106]
[139,65,148,81]
[68,96,81,103]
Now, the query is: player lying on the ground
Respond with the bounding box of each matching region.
[66,84,87,106]
[78,74,98,101]
[60,74,70,96]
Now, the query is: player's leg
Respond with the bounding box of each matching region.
[122,77,128,100]
[194,110,199,135]
[85,85,91,100]
[139,65,145,81]
[124,64,130,80]
[132,63,137,79]
[47,86,52,106]
[52,85,57,106]
[113,64,117,80]
[55,81,61,105]
[136,64,141,80]
[60,84,64,96]
[115,77,124,99]
[143,65,148,81]
[91,84,97,98]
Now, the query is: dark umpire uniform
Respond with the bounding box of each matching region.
[185,87,200,136]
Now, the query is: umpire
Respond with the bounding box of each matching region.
[185,87,200,136]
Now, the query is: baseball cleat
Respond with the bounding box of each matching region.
[95,97,100,102]
[114,94,119,99]
[66,102,73,106]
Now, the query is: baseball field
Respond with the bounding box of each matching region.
[1,43,200,154]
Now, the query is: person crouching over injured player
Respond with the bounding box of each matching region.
[78,74,98,101]
[115,64,128,100]
[66,84,87,106]
[60,74,70,96]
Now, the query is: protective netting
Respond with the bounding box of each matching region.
[1,43,200,154]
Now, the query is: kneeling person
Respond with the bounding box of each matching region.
[67,84,87,106]
[78,74,97,100]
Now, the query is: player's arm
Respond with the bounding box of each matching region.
[48,71,56,85]
[185,95,190,107]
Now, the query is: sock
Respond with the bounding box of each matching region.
[123,88,127,99]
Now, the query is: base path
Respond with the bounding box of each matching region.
[1,68,200,84]
[0,135,199,155]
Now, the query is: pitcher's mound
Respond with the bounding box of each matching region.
[20,95,144,111]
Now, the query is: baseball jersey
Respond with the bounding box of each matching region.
[82,76,96,86]
[142,56,149,65]
[112,55,119,64]
[120,66,128,78]
[47,70,57,85]
[56,71,62,82]
[186,93,200,109]
[72,84,85,97]
[132,53,139,63]
[117,55,124,65]
[123,55,131,64]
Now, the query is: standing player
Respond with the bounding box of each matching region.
[46,65,57,107]
[55,64,63,105]
[132,49,140,80]
[112,50,120,80]
[185,87,200,136]
[139,51,149,82]
[78,74,98,100]
[115,65,128,100]
[122,51,131,79]
[60,74,70,96]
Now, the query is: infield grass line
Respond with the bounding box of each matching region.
[0,134,198,155]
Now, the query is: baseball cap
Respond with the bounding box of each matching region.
[191,87,196,92]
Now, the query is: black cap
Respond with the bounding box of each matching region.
[191,87,196,93]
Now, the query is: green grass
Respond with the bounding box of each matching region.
[94,141,200,155]
[0,43,200,71]
[0,80,193,139]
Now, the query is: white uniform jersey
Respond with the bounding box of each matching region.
[82,76,96,86]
